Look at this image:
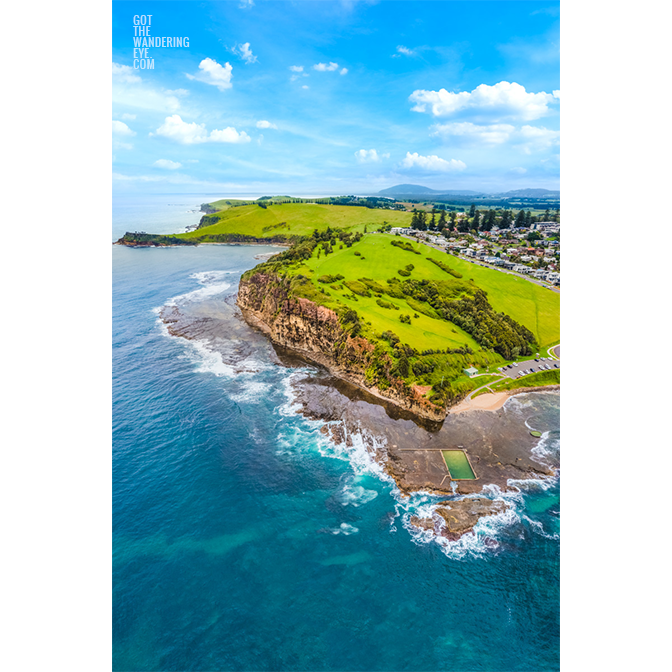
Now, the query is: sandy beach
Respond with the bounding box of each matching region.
[450,385,561,415]
[449,391,511,414]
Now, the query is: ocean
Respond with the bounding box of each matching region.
[113,194,559,671]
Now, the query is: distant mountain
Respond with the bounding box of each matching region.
[377,184,484,197]
[496,188,560,198]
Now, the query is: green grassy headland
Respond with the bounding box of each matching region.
[178,203,412,242]
[118,200,559,410]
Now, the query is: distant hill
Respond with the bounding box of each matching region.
[377,184,484,197]
[496,188,560,198]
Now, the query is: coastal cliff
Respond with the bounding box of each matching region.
[237,271,449,421]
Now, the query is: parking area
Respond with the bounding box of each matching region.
[498,356,560,379]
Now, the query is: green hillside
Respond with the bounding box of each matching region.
[291,234,559,350]
[177,203,411,241]
[244,230,558,407]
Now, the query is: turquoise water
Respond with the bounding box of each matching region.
[113,195,559,671]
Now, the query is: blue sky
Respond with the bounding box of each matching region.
[112,0,560,195]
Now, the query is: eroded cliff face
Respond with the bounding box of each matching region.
[237,271,446,421]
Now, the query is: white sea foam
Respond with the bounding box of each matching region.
[163,270,237,307]
[404,499,522,560]
[331,523,359,535]
[523,515,559,540]
[338,483,378,507]
[181,338,238,377]
[531,430,560,462]
[228,381,274,404]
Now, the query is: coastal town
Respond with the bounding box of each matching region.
[389,207,560,288]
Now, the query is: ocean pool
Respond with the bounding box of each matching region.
[441,450,477,480]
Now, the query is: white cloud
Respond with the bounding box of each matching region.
[153,159,182,170]
[289,65,304,72]
[186,58,233,91]
[354,149,389,163]
[209,127,252,143]
[112,120,135,136]
[409,81,556,121]
[515,125,560,153]
[113,86,182,113]
[112,62,141,84]
[340,68,348,75]
[511,167,527,174]
[256,120,278,129]
[396,45,415,56]
[400,152,466,172]
[313,62,339,72]
[113,63,186,113]
[239,0,254,7]
[430,122,515,145]
[121,113,136,121]
[430,120,559,153]
[302,85,309,90]
[553,90,560,99]
[153,115,250,144]
[234,42,257,64]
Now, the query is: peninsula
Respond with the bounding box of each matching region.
[117,196,559,422]
[118,196,560,539]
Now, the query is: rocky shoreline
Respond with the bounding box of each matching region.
[237,271,455,422]
[160,284,558,543]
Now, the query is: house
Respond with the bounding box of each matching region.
[463,367,478,377]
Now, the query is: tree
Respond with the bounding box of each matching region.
[449,211,457,231]
[472,210,481,230]
[525,210,532,227]
[481,210,495,232]
[515,210,526,228]
[457,216,469,233]
[501,210,512,229]
[438,210,447,230]
[469,204,476,218]
[418,211,427,231]
[411,210,419,230]
[429,211,436,231]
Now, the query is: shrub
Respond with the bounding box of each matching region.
[318,273,344,284]
[397,269,411,277]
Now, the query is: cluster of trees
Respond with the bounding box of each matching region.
[387,278,537,360]
[410,208,458,232]
[441,290,537,360]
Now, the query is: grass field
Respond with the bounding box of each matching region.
[440,251,559,349]
[202,199,257,212]
[491,369,560,391]
[286,235,481,352]
[177,203,412,240]
[290,233,560,350]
